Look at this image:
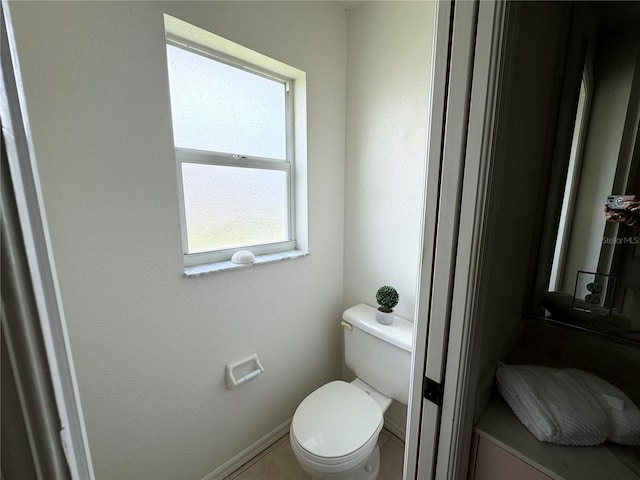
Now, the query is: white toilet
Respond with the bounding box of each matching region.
[290,303,413,480]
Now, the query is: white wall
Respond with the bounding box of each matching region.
[343,1,434,434]
[472,2,572,412]
[10,2,346,479]
[344,2,433,321]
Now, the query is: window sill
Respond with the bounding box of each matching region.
[183,249,309,277]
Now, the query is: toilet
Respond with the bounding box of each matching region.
[290,303,413,480]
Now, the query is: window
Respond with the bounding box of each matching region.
[164,16,308,270]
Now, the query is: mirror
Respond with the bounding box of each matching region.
[533,2,640,346]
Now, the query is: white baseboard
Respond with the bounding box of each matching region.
[200,418,291,480]
[383,414,406,441]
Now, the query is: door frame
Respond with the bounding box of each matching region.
[1,2,95,478]
[405,1,509,478]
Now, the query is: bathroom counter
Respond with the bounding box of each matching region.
[474,396,640,480]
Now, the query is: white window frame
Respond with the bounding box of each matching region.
[164,16,308,271]
[175,151,296,266]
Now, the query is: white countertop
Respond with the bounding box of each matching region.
[475,396,640,480]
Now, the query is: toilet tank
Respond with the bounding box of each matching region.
[343,304,414,405]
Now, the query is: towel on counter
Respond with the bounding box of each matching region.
[496,364,640,446]
[566,369,640,446]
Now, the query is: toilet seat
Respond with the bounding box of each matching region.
[291,380,383,467]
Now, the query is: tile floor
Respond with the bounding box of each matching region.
[227,428,405,480]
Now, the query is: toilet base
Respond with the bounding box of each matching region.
[300,445,380,480]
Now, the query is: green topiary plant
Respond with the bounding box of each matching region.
[376,286,399,313]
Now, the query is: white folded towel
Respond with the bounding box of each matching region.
[496,364,640,446]
[566,369,640,446]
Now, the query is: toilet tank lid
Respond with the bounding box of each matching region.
[343,304,413,352]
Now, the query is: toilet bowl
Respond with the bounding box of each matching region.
[290,380,387,480]
[290,304,413,480]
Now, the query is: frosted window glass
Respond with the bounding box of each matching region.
[167,45,286,160]
[181,163,289,253]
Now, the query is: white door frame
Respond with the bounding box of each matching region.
[1,2,95,478]
[405,1,508,478]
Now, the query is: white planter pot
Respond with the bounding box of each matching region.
[375,309,394,325]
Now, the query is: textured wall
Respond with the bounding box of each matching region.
[343,1,435,435]
[473,2,574,415]
[344,1,433,324]
[10,2,347,478]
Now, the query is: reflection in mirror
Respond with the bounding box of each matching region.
[549,74,591,293]
[534,2,640,346]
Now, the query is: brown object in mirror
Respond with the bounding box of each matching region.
[605,196,640,229]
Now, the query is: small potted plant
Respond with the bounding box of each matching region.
[375,285,399,325]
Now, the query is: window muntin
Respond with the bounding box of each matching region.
[165,39,296,266]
